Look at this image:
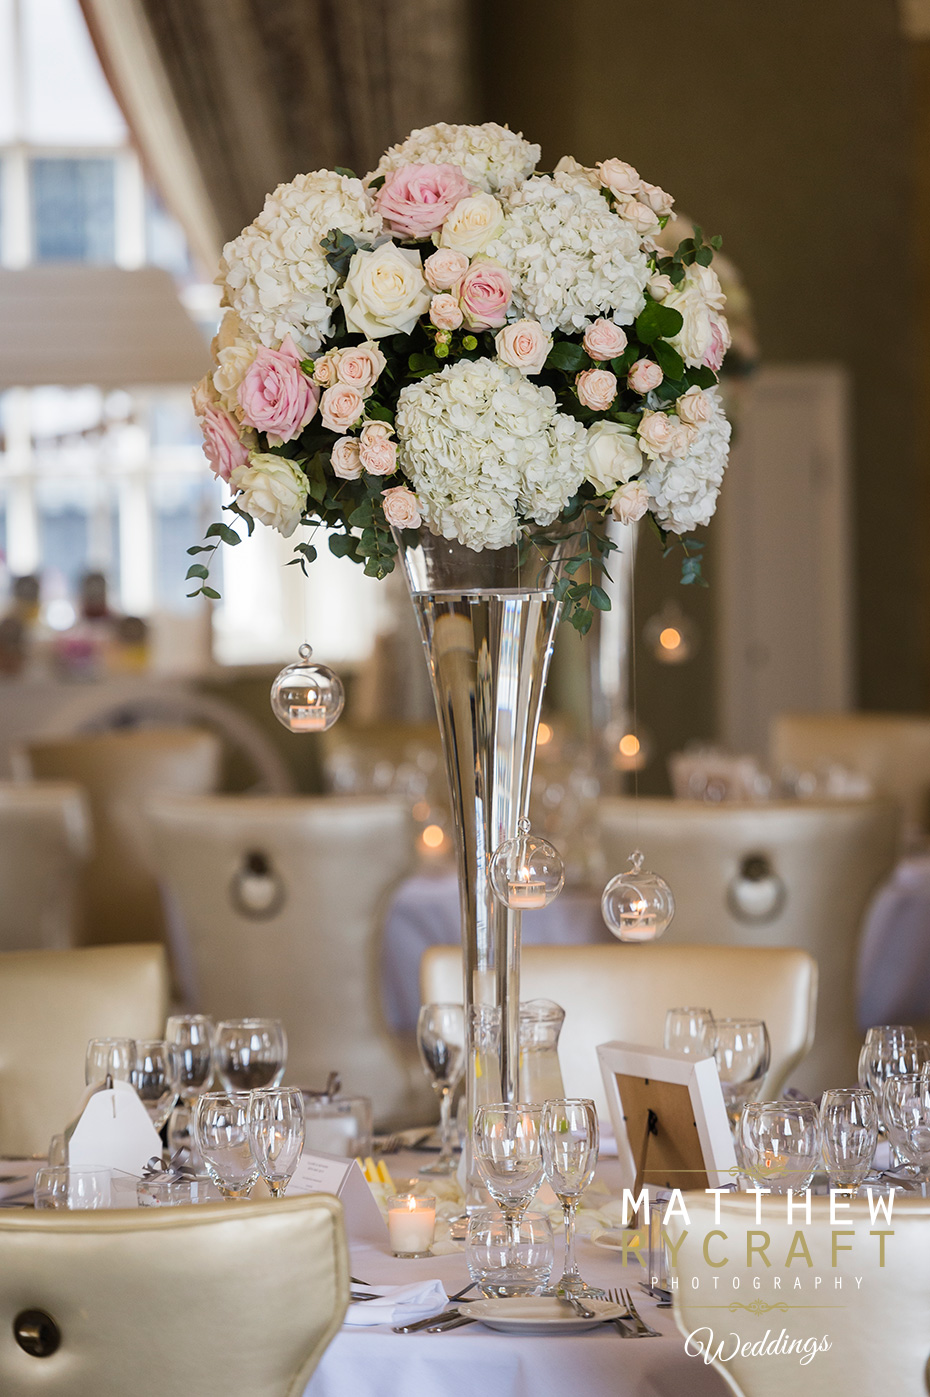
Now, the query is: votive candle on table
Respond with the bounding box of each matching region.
[387,1193,436,1257]
[288,703,327,731]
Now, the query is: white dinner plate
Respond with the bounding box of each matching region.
[589,1228,630,1251]
[457,1297,628,1335]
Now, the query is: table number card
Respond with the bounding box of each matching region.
[68,1080,163,1177]
[289,1149,387,1244]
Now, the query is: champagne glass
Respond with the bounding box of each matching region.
[85,1037,135,1087]
[820,1087,878,1192]
[738,1101,822,1192]
[541,1097,602,1297]
[473,1103,543,1241]
[713,1019,770,1125]
[131,1040,180,1130]
[214,1019,287,1092]
[248,1087,305,1197]
[193,1092,260,1199]
[416,1003,465,1175]
[664,1007,716,1057]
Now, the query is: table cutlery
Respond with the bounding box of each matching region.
[423,1314,475,1332]
[562,1293,597,1319]
[612,1288,660,1337]
[639,1280,672,1307]
[393,1309,460,1333]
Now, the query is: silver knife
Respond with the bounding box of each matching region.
[424,1314,476,1332]
[393,1309,459,1334]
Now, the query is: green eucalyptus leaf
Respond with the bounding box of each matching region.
[545,341,588,373]
[185,563,209,581]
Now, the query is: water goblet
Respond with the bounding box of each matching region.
[131,1040,180,1130]
[541,1097,602,1298]
[85,1037,135,1087]
[165,1014,214,1103]
[882,1074,930,1186]
[415,1003,465,1175]
[248,1087,305,1197]
[193,1092,260,1199]
[214,1019,287,1092]
[664,1007,716,1057]
[713,1019,771,1125]
[465,1210,554,1297]
[820,1088,878,1192]
[737,1100,822,1193]
[472,1102,544,1239]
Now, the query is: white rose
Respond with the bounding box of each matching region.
[620,199,661,235]
[596,158,641,200]
[191,372,220,418]
[610,480,650,524]
[640,181,674,217]
[494,319,552,374]
[338,242,432,338]
[648,273,674,301]
[439,192,504,257]
[229,453,307,537]
[330,436,363,479]
[676,386,712,426]
[584,420,645,494]
[664,264,726,367]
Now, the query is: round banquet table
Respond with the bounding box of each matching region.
[304,1151,728,1397]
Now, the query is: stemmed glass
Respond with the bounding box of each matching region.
[214,1019,287,1091]
[85,1037,135,1087]
[473,1103,544,1241]
[713,1019,771,1126]
[193,1092,260,1199]
[737,1100,822,1192]
[820,1088,878,1193]
[882,1074,930,1189]
[416,1003,465,1175]
[166,1015,214,1104]
[131,1040,180,1130]
[664,1007,716,1057]
[248,1088,305,1197]
[541,1098,602,1298]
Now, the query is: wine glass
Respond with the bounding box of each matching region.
[85,1037,135,1087]
[131,1040,180,1130]
[416,1003,465,1175]
[713,1019,771,1125]
[165,1015,214,1103]
[541,1098,602,1297]
[820,1087,878,1192]
[472,1103,543,1240]
[664,1007,716,1057]
[214,1019,287,1092]
[248,1087,305,1197]
[882,1074,930,1186]
[193,1092,260,1199]
[737,1100,822,1192]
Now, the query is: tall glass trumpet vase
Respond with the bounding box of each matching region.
[396,525,576,1193]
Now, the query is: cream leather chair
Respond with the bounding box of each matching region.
[0,1194,349,1397]
[670,1193,930,1396]
[598,797,897,1093]
[0,782,92,951]
[773,710,930,843]
[147,795,435,1129]
[421,943,816,1119]
[13,728,222,948]
[0,943,169,1156]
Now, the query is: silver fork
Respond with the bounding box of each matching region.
[615,1287,660,1338]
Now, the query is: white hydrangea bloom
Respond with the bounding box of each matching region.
[371,122,540,194]
[395,359,587,550]
[486,173,649,334]
[218,171,382,354]
[642,387,731,534]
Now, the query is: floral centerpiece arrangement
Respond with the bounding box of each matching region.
[190,121,731,631]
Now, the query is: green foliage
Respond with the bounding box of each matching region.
[635,300,684,346]
[321,228,360,278]
[545,341,588,373]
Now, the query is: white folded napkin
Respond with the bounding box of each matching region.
[344,1280,449,1327]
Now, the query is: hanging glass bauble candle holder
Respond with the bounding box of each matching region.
[489,818,564,910]
[601,849,675,942]
[270,644,344,733]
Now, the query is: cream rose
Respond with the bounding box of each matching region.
[647,273,674,302]
[627,359,664,394]
[576,367,617,412]
[610,479,650,524]
[429,293,464,330]
[637,410,677,459]
[640,181,674,217]
[320,384,365,433]
[582,319,628,362]
[494,319,552,375]
[330,436,363,479]
[360,421,393,443]
[424,248,470,291]
[439,192,504,257]
[312,352,340,388]
[584,420,645,494]
[596,158,641,200]
[338,242,432,338]
[381,485,421,529]
[229,453,307,537]
[335,342,386,395]
[619,199,660,235]
[359,428,397,476]
[676,386,712,426]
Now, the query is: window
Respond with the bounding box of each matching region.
[31,156,116,262]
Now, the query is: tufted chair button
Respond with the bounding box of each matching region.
[13,1308,61,1357]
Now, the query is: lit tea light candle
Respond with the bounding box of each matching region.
[617,899,657,940]
[288,703,327,731]
[507,868,547,909]
[387,1193,436,1257]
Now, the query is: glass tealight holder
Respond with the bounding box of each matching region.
[490,819,564,910]
[601,850,675,942]
[270,645,344,733]
[387,1193,436,1258]
[465,1209,554,1297]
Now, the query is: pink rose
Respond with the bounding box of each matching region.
[676,386,712,426]
[456,258,512,331]
[375,163,472,240]
[596,158,641,200]
[610,480,650,524]
[320,384,365,433]
[330,436,363,479]
[381,486,421,529]
[424,248,470,291]
[583,319,628,362]
[237,335,319,445]
[640,181,674,217]
[494,319,552,374]
[704,312,731,371]
[200,406,250,482]
[627,359,664,394]
[429,293,464,330]
[335,342,386,395]
[576,367,617,412]
[359,424,397,476]
[360,421,392,442]
[637,410,676,458]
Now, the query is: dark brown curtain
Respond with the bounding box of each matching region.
[134,0,477,241]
